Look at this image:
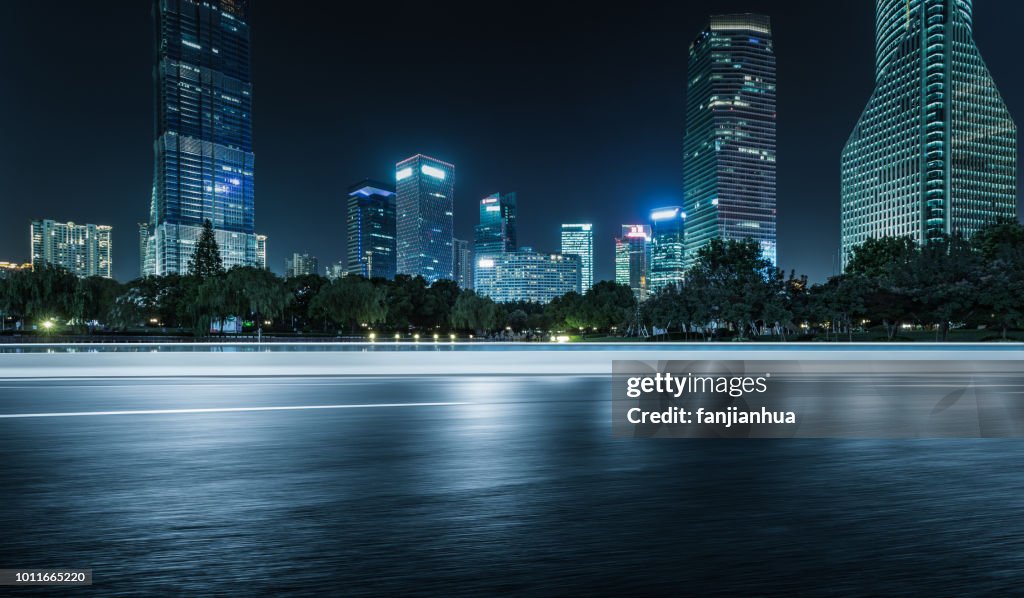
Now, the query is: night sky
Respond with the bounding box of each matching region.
[2,1,1022,283]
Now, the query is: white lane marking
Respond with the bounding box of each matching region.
[0,402,469,418]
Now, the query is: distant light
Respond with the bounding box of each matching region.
[481,198,498,204]
[369,332,376,340]
[414,334,420,341]
[712,198,719,206]
[42,320,54,330]
[556,335,570,343]
[450,334,456,341]
[478,258,495,268]
[433,334,439,342]
[394,333,400,340]
[650,208,680,221]
[485,206,500,212]
[396,167,413,181]
[421,165,446,179]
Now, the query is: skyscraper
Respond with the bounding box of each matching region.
[840,0,1016,266]
[138,222,150,277]
[649,207,686,292]
[560,223,594,293]
[452,238,473,289]
[286,253,318,278]
[683,14,777,269]
[474,192,517,258]
[144,0,258,276]
[255,234,267,270]
[346,180,396,280]
[615,224,651,301]
[395,154,455,284]
[31,220,112,278]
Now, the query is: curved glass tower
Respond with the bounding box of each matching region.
[841,0,1016,267]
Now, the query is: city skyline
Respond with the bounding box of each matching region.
[2,1,1024,283]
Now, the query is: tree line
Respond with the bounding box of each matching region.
[2,220,1023,341]
[642,221,1024,341]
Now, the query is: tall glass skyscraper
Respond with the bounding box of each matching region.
[649,207,686,292]
[346,180,396,280]
[143,0,258,276]
[474,192,517,258]
[395,154,455,284]
[683,14,777,269]
[615,225,652,301]
[452,238,473,289]
[841,0,1016,266]
[560,223,594,293]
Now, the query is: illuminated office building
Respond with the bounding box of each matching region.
[474,192,517,258]
[683,14,777,269]
[649,207,686,292]
[615,224,651,301]
[144,0,258,275]
[346,180,396,280]
[31,219,112,278]
[138,222,150,277]
[560,223,593,293]
[840,0,1016,267]
[453,238,473,289]
[255,234,267,270]
[286,253,318,278]
[475,249,580,304]
[395,154,455,284]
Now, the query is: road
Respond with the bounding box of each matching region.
[1,374,1024,594]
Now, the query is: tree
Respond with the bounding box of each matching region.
[422,279,460,330]
[188,219,224,278]
[1,265,78,328]
[974,222,1024,339]
[843,236,918,340]
[451,290,498,335]
[687,238,777,339]
[225,267,291,332]
[284,273,329,332]
[506,309,529,332]
[310,276,387,333]
[580,281,636,332]
[72,276,122,332]
[385,275,428,331]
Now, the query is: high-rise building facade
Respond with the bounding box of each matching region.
[286,253,318,278]
[143,0,258,276]
[395,154,454,284]
[683,14,777,269]
[474,192,517,258]
[615,224,651,301]
[453,238,473,289]
[560,223,594,293]
[649,207,686,292]
[138,222,150,277]
[255,234,267,270]
[31,220,113,278]
[840,0,1016,267]
[475,250,580,304]
[346,180,396,280]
